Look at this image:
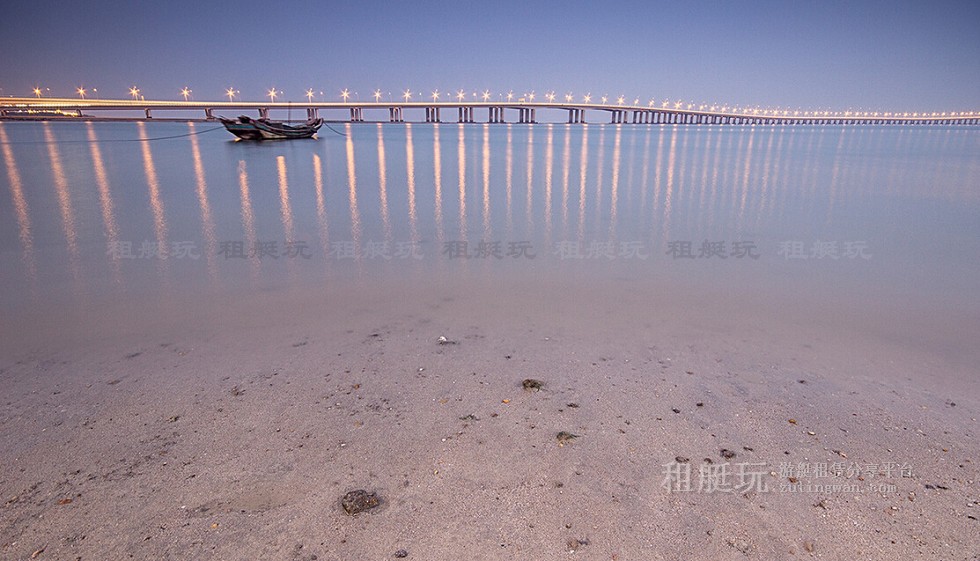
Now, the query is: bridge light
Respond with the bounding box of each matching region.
[616,95,625,105]
[340,89,350,102]
[431,90,440,102]
[33,87,42,98]
[456,90,466,102]
[403,89,412,102]
[373,89,382,102]
[546,91,556,102]
[129,86,140,100]
[583,93,592,103]
[77,87,87,99]
[181,87,192,101]
[483,90,492,102]
[507,91,514,102]
[268,88,279,102]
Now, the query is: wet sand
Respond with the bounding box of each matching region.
[1,271,977,561]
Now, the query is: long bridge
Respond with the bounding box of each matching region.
[1,97,978,126]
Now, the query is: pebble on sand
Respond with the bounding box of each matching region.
[522,378,545,391]
[341,490,381,515]
[556,432,580,446]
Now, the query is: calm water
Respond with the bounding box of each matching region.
[1,121,979,360]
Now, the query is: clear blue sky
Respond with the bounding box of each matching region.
[2,0,977,111]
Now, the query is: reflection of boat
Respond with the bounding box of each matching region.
[219,115,323,140]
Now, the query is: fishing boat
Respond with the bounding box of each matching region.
[219,115,323,140]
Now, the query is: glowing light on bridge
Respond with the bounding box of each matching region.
[482,90,492,102]
[583,94,592,103]
[225,88,237,102]
[374,89,382,102]
[180,87,192,101]
[507,91,514,102]
[341,89,350,102]
[403,89,412,102]
[617,95,625,105]
[268,88,279,102]
[528,91,536,102]
[33,87,42,98]
[76,87,87,99]
[431,90,440,102]
[565,93,573,103]
[546,91,556,103]
[456,90,466,102]
[601,95,608,104]
[306,88,315,102]
[129,86,140,100]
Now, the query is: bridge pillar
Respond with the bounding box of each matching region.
[205,108,214,120]
[259,108,269,119]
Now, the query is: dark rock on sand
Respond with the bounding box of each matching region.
[522,378,544,391]
[341,490,381,515]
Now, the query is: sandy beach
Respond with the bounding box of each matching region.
[2,267,977,561]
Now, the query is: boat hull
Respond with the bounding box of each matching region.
[220,116,322,140]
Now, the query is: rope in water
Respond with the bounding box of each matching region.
[0,124,226,144]
[0,120,348,143]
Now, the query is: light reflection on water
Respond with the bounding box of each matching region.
[1,121,979,352]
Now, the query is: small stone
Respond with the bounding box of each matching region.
[521,379,544,391]
[675,456,690,463]
[803,540,815,553]
[567,537,589,552]
[341,490,381,515]
[720,448,736,460]
[394,550,408,558]
[556,432,579,446]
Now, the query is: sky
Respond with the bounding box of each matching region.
[1,0,978,112]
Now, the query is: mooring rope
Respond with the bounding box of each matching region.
[0,124,227,145]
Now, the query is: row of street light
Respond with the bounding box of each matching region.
[23,85,978,118]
